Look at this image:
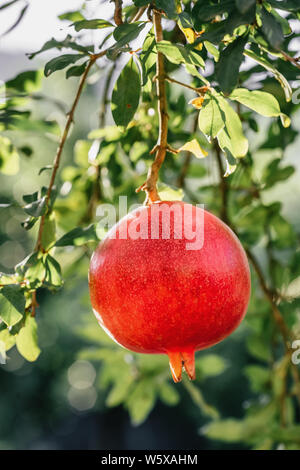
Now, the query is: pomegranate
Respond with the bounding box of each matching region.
[89,201,250,382]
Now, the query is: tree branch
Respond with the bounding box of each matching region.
[113,0,123,26]
[136,9,168,204]
[35,54,104,251]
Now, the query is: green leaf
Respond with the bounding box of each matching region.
[157,41,205,68]
[156,0,177,19]
[262,158,295,188]
[215,95,248,158]
[183,379,219,419]
[25,253,45,286]
[41,213,56,250]
[193,0,235,23]
[28,35,93,59]
[66,62,88,79]
[158,382,180,406]
[244,49,292,102]
[157,184,184,201]
[24,196,47,217]
[73,19,113,31]
[199,95,225,138]
[244,365,270,392]
[125,379,156,425]
[235,0,256,14]
[0,136,19,175]
[16,315,41,362]
[111,57,141,128]
[202,419,245,442]
[216,35,248,94]
[55,224,98,247]
[0,325,15,352]
[0,285,25,326]
[44,255,62,287]
[260,8,284,49]
[197,354,228,378]
[59,11,85,22]
[6,70,42,93]
[268,0,300,12]
[107,22,146,59]
[72,19,113,31]
[229,88,290,125]
[44,54,85,77]
[203,41,220,61]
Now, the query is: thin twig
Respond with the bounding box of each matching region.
[280,50,300,70]
[131,6,147,22]
[214,140,230,225]
[81,65,114,223]
[165,75,209,94]
[136,9,168,204]
[35,54,103,251]
[177,114,198,188]
[113,0,123,26]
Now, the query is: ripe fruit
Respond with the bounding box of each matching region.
[89,201,251,382]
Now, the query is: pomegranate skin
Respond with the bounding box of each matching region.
[89,201,251,381]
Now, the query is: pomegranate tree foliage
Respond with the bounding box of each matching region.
[0,0,300,449]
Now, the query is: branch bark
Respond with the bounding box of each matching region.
[113,0,123,26]
[136,9,168,204]
[35,53,106,251]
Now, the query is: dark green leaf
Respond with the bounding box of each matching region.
[44,54,85,77]
[113,22,146,45]
[156,0,177,19]
[73,19,113,31]
[66,61,88,79]
[216,35,248,94]
[55,224,98,247]
[28,35,93,60]
[235,0,256,14]
[260,8,284,49]
[192,0,235,23]
[23,192,38,204]
[111,58,141,127]
[268,0,300,12]
[24,196,47,217]
[0,285,25,326]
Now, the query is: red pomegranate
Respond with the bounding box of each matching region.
[89,201,250,382]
